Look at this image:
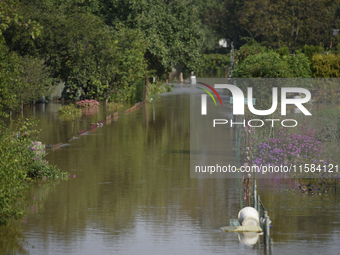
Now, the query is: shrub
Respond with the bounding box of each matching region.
[236,39,267,63]
[276,46,290,56]
[311,54,340,78]
[198,54,230,77]
[106,79,145,103]
[252,127,323,167]
[58,104,82,120]
[300,44,324,60]
[234,51,291,78]
[283,53,312,78]
[146,81,173,102]
[107,82,137,102]
[0,119,67,225]
[76,99,100,108]
[234,51,312,78]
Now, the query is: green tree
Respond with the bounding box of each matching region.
[239,0,340,49]
[6,4,147,101]
[0,0,21,43]
[1,0,42,44]
[0,45,55,115]
[101,0,203,78]
[0,45,21,116]
[193,0,249,51]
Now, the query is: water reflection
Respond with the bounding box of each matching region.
[238,232,260,246]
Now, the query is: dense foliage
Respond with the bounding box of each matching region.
[197,54,230,77]
[100,0,203,78]
[1,0,203,107]
[234,51,311,78]
[193,0,340,51]
[0,119,67,225]
[0,45,54,116]
[311,54,340,78]
[58,104,82,121]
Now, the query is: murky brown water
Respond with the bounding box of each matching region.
[1,83,339,255]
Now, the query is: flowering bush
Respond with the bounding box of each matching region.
[253,127,323,166]
[76,99,100,108]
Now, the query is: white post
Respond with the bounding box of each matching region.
[190,71,196,85]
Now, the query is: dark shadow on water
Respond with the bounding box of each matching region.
[168,149,234,156]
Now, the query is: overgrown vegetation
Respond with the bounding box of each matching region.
[106,102,124,109]
[58,104,82,121]
[231,40,339,79]
[196,54,230,77]
[240,96,340,195]
[311,54,340,78]
[0,0,202,113]
[146,82,173,102]
[234,40,312,78]
[0,119,68,225]
[193,0,340,51]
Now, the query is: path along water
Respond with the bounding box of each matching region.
[0,82,339,255]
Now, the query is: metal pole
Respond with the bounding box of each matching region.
[230,42,234,78]
[236,114,243,209]
[238,171,243,210]
[253,180,257,211]
[264,211,271,251]
[257,195,260,216]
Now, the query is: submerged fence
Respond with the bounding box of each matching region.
[50,101,144,150]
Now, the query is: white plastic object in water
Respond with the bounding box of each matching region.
[190,76,196,85]
[238,207,260,226]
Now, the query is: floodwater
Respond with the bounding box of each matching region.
[1,82,339,255]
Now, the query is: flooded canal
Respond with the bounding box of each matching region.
[1,82,340,254]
